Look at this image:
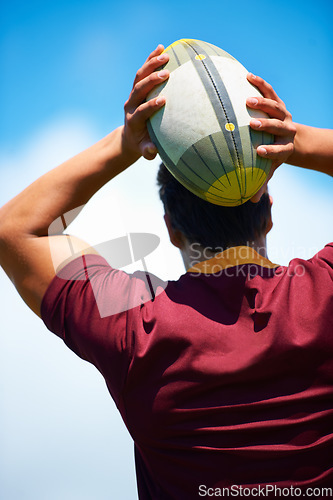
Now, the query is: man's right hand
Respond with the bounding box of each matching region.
[246,73,297,201]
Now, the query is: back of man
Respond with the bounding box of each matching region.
[41,243,333,497]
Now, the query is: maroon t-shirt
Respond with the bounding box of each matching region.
[41,245,333,498]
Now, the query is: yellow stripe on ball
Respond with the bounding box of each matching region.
[205,167,267,206]
[163,38,196,53]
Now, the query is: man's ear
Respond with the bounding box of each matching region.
[265,195,274,235]
[164,213,184,249]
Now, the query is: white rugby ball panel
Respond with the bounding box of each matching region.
[211,56,269,127]
[148,61,221,165]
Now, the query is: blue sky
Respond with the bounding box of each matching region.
[1,1,333,499]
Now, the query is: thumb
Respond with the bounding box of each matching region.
[141,141,158,160]
[250,181,268,203]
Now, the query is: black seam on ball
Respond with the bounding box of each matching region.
[184,41,243,193]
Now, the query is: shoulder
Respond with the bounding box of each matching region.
[281,243,333,279]
[41,253,169,321]
[270,243,333,274]
[308,242,333,271]
[271,244,333,320]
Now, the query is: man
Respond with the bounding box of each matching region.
[0,44,332,497]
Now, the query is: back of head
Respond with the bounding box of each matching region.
[157,163,271,252]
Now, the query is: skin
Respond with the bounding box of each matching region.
[0,44,331,318]
[246,73,296,202]
[164,210,272,270]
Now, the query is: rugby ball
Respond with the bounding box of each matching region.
[147,39,273,206]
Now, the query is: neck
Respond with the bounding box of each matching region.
[180,237,268,271]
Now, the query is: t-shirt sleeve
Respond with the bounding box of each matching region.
[310,242,333,278]
[40,254,155,406]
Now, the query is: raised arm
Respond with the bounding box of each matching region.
[0,45,169,316]
[287,123,333,176]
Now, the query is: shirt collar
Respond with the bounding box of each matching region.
[187,246,279,274]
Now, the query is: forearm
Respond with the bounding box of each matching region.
[287,123,333,176]
[0,126,137,238]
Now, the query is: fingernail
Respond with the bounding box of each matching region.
[155,96,165,105]
[157,54,167,61]
[247,98,258,106]
[158,70,168,78]
[248,73,256,79]
[147,145,157,154]
[251,119,262,128]
[258,146,267,155]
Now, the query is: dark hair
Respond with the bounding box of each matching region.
[157,163,271,251]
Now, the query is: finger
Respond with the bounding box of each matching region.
[246,96,287,121]
[256,141,294,161]
[249,117,296,137]
[142,141,158,160]
[247,73,283,103]
[133,52,170,88]
[128,96,166,126]
[127,69,169,110]
[250,181,268,203]
[145,44,164,63]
